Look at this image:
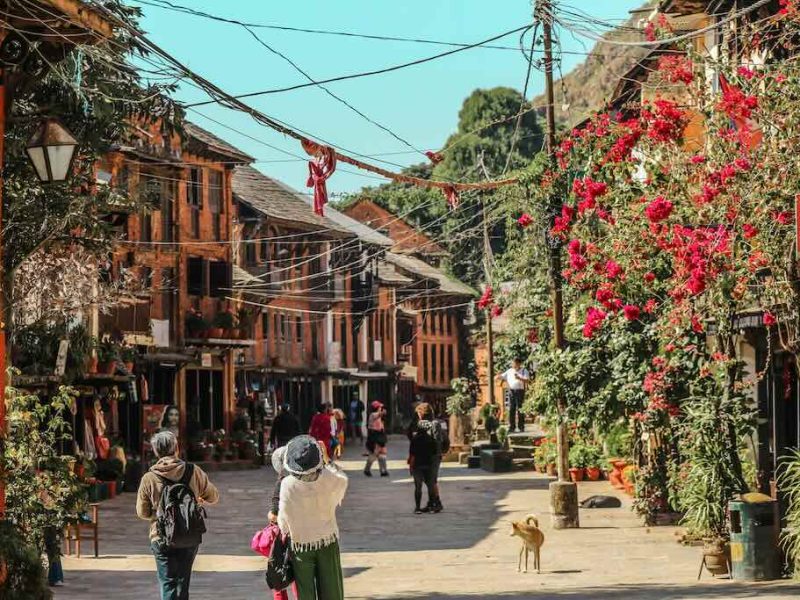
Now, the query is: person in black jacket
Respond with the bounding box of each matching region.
[269,404,300,449]
[408,425,438,514]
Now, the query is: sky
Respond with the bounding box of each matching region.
[131,1,646,195]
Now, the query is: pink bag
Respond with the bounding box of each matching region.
[251,523,280,558]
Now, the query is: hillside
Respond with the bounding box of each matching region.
[532,2,657,127]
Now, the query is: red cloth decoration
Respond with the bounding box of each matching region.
[425,150,443,165]
[443,185,459,210]
[302,138,337,216]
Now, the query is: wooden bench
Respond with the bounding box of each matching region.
[64,503,99,558]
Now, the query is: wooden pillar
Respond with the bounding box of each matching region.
[0,77,7,519]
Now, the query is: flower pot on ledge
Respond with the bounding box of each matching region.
[609,459,627,489]
[569,467,585,482]
[99,360,118,375]
[208,327,224,339]
[586,467,601,481]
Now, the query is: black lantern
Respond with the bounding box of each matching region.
[25,118,78,183]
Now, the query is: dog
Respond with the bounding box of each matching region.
[510,514,545,573]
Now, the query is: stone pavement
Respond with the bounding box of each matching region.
[57,437,800,599]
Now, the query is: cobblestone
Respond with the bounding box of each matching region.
[56,437,800,599]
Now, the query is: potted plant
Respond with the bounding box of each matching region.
[584,444,603,481]
[533,443,547,473]
[568,442,587,482]
[186,308,208,338]
[622,464,638,496]
[213,310,235,338]
[120,343,136,372]
[96,338,119,375]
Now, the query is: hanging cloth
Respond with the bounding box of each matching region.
[443,185,459,210]
[302,138,337,216]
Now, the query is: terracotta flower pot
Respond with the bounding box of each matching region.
[609,459,627,489]
[569,467,585,482]
[107,480,117,499]
[99,360,118,375]
[546,463,557,477]
[208,327,224,339]
[702,540,730,576]
[586,467,601,481]
[125,361,135,373]
[86,356,99,374]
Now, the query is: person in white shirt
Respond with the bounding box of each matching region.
[496,358,530,433]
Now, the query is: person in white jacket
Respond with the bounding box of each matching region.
[278,435,348,600]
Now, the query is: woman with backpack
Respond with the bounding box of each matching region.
[277,435,348,600]
[414,402,448,513]
[136,431,219,600]
[363,401,389,477]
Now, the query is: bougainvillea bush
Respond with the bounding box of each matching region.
[502,13,800,533]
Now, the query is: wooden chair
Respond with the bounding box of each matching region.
[64,503,99,558]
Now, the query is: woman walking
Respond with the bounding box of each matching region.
[408,421,437,514]
[364,401,388,477]
[308,403,335,458]
[278,435,348,600]
[413,402,448,512]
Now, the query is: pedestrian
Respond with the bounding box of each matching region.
[348,396,364,441]
[364,401,389,477]
[137,430,219,600]
[414,402,449,513]
[332,408,346,460]
[270,403,301,449]
[266,446,297,600]
[308,403,335,457]
[278,435,348,600]
[408,418,437,515]
[497,357,530,433]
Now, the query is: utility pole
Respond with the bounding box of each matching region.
[537,0,579,529]
[481,196,495,408]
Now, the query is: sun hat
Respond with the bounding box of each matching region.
[283,435,323,476]
[271,446,287,474]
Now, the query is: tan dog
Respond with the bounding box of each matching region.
[510,514,545,573]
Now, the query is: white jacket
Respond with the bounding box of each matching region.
[278,464,348,551]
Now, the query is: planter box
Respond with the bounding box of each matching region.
[471,442,501,457]
[467,455,482,469]
[480,449,513,473]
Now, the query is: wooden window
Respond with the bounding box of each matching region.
[140,209,152,243]
[295,317,302,343]
[274,313,280,344]
[422,343,429,382]
[208,170,223,240]
[187,257,205,296]
[260,239,269,263]
[447,345,454,382]
[160,267,175,320]
[262,311,269,339]
[439,344,445,383]
[446,313,452,336]
[311,318,319,361]
[188,167,203,238]
[431,343,438,383]
[245,241,257,265]
[340,317,347,362]
[208,261,231,298]
[279,313,287,343]
[161,179,175,243]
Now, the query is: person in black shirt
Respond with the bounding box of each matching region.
[269,404,300,449]
[408,425,438,514]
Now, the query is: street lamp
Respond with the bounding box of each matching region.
[25,118,78,183]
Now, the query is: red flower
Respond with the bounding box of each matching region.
[644,272,656,283]
[605,260,623,280]
[763,311,777,326]
[646,99,686,143]
[742,223,758,239]
[691,314,704,333]
[644,298,658,313]
[658,55,694,84]
[582,306,607,338]
[491,305,503,318]
[623,305,641,321]
[551,205,575,237]
[644,21,656,42]
[527,328,539,343]
[691,155,707,164]
[644,196,673,223]
[773,211,793,225]
[737,66,756,80]
[477,286,493,310]
[687,274,706,296]
[517,213,533,228]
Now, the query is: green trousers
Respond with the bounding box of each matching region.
[292,540,344,600]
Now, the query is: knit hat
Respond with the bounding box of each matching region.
[271,446,287,474]
[283,435,323,476]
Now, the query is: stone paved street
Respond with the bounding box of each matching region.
[57,437,800,600]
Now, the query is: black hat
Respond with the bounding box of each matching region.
[283,435,323,476]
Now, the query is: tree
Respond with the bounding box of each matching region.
[350,87,543,287]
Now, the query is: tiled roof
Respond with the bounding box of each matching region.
[184,122,253,163]
[385,252,477,297]
[377,260,414,285]
[317,204,394,247]
[232,166,353,237]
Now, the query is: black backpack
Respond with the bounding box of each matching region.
[155,463,207,549]
[265,533,294,591]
